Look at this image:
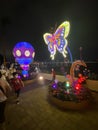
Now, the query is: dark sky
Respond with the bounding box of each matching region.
[0,0,97,62]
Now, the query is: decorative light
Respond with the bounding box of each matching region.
[75,83,81,90]
[52,83,57,88]
[43,21,70,60]
[25,50,30,57]
[65,81,70,88]
[39,76,44,80]
[16,50,21,57]
[13,41,35,77]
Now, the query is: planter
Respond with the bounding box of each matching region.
[48,94,90,110]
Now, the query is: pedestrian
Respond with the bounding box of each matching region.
[51,68,56,82]
[11,72,24,104]
[0,71,12,125]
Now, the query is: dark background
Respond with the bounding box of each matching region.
[0,0,97,62]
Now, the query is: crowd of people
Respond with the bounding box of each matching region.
[0,63,24,128]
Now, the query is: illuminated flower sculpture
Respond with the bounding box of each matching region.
[13,42,35,77]
[43,21,70,60]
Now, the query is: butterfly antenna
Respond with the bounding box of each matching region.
[49,22,58,33]
[54,22,57,32]
[50,27,53,33]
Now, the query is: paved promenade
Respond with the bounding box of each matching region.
[0,78,98,130]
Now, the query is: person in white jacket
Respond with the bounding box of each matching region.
[0,71,12,124]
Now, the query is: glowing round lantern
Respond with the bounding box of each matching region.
[13,41,35,77]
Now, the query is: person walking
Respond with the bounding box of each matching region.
[11,72,24,104]
[51,68,56,82]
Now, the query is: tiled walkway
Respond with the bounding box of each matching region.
[1,79,98,130]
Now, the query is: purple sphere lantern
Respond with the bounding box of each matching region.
[13,41,35,77]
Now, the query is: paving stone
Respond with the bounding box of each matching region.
[2,79,98,130]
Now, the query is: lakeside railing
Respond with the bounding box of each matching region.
[5,60,98,80]
[30,61,98,80]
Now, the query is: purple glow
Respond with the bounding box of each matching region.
[13,41,35,77]
[13,41,35,65]
[52,83,57,88]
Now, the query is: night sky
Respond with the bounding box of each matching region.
[0,0,97,62]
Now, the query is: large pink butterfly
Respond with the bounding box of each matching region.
[43,21,70,60]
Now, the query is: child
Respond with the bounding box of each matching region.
[11,72,24,104]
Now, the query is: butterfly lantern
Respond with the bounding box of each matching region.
[43,21,70,60]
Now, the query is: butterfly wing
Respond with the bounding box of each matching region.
[43,33,56,60]
[54,21,70,57]
[62,21,70,38]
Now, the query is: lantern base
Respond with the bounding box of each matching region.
[22,70,29,77]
